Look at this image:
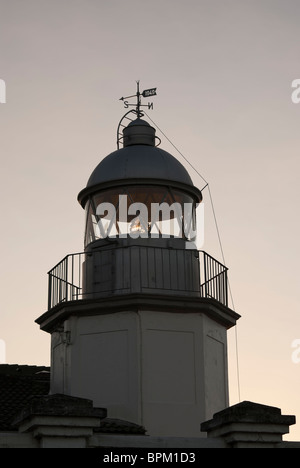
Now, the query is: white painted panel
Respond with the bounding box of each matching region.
[143,329,196,405]
[78,330,129,406]
[51,342,64,394]
[205,335,226,416]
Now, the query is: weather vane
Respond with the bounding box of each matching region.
[119,81,157,118]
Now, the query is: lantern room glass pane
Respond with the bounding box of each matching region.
[84,186,197,246]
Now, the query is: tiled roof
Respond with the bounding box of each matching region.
[96,418,146,434]
[0,365,50,431]
[0,365,146,435]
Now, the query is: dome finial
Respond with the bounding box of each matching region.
[117,82,158,148]
[136,80,142,119]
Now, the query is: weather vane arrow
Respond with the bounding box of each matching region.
[119,94,136,101]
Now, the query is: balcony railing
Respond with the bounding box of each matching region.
[47,246,228,311]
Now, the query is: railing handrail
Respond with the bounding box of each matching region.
[47,252,87,275]
[199,250,228,271]
[48,247,227,270]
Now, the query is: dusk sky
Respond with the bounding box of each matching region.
[0,0,300,440]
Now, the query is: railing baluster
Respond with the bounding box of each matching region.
[48,273,52,310]
[225,269,227,304]
[219,266,222,303]
[203,252,207,299]
[71,255,74,300]
[60,262,63,303]
[65,256,68,302]
[54,267,56,306]
[79,253,81,298]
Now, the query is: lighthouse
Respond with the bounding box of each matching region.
[36,85,240,438]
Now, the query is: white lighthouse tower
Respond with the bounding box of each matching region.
[36,85,240,438]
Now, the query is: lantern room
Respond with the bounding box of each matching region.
[78,118,202,247]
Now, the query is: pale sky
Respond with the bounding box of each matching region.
[0,0,300,440]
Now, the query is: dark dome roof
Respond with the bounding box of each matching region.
[86,145,194,188]
[78,118,202,207]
